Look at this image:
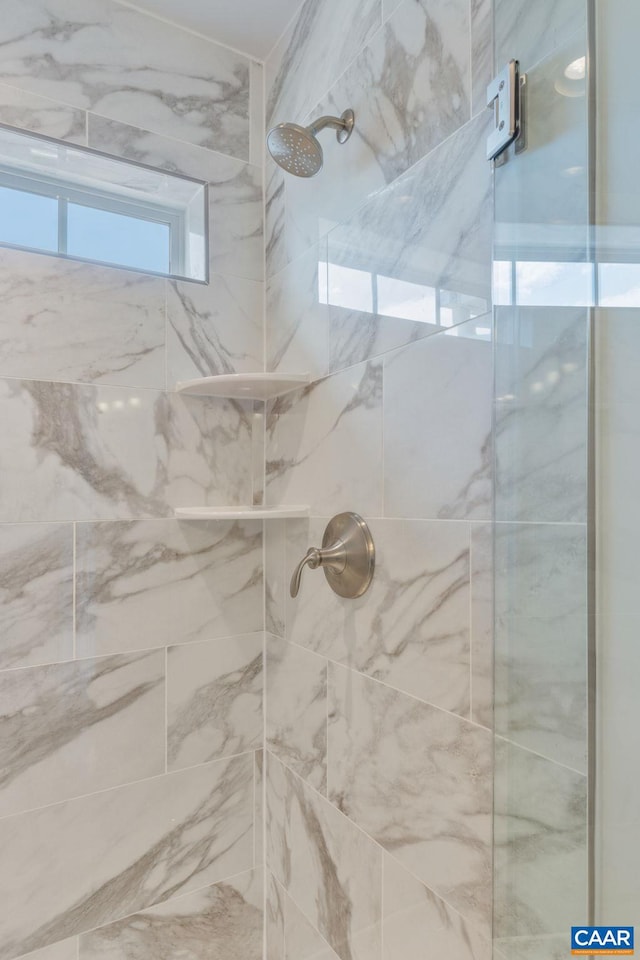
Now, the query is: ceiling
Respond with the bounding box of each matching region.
[122,0,303,60]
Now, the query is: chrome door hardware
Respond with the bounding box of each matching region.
[486,60,525,161]
[290,512,375,599]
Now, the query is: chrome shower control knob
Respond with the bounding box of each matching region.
[289,512,375,600]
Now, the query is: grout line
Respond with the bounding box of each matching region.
[267,748,491,946]
[164,645,168,775]
[469,523,474,721]
[0,749,257,824]
[113,0,264,62]
[494,734,588,778]
[72,522,77,660]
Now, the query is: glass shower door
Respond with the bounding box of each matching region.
[492,1,593,956]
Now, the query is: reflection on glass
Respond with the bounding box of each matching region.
[327,263,373,313]
[516,260,593,306]
[598,263,640,307]
[377,274,436,323]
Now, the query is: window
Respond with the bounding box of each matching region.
[0,124,208,282]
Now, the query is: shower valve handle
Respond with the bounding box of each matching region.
[288,513,375,600]
[289,542,347,598]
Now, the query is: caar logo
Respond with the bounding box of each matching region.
[572,927,635,955]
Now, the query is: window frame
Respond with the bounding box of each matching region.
[0,122,209,284]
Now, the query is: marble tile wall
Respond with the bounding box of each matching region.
[263,1,494,957]
[0,3,265,959]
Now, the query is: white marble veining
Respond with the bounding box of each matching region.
[0,82,86,141]
[0,248,165,389]
[266,636,327,791]
[495,306,588,523]
[265,520,286,638]
[266,873,285,960]
[0,380,252,522]
[167,275,263,386]
[267,753,382,960]
[79,868,263,960]
[266,0,381,127]
[0,651,165,817]
[0,522,73,670]
[383,855,491,960]
[266,241,329,380]
[167,633,263,771]
[75,519,262,657]
[328,664,492,934]
[266,360,383,517]
[0,754,254,960]
[494,738,587,939]
[471,0,492,117]
[0,0,251,158]
[285,518,472,716]
[384,324,493,520]
[494,521,587,773]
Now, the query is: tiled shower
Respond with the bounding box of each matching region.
[0,0,633,957]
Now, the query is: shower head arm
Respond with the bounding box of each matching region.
[308,115,347,135]
[308,109,355,144]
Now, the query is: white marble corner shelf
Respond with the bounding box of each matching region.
[174,505,310,520]
[175,373,311,400]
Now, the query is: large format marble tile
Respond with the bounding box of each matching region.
[0,650,164,817]
[494,739,587,939]
[0,380,252,522]
[265,520,286,638]
[0,248,165,388]
[383,855,491,960]
[167,632,263,771]
[495,307,588,523]
[285,518,471,716]
[0,82,86,142]
[266,241,329,380]
[167,275,263,386]
[266,360,383,516]
[0,754,254,960]
[254,749,264,866]
[265,0,381,127]
[266,636,327,791]
[277,0,471,273]
[79,868,263,960]
[0,522,73,670]
[76,519,262,657]
[0,0,251,158]
[267,753,382,960]
[384,325,493,520]
[328,665,492,933]
[494,522,588,773]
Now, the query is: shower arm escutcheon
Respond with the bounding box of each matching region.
[289,512,375,600]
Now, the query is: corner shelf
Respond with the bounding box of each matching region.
[175,505,310,520]
[175,372,310,401]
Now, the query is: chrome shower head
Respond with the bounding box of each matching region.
[266,109,355,178]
